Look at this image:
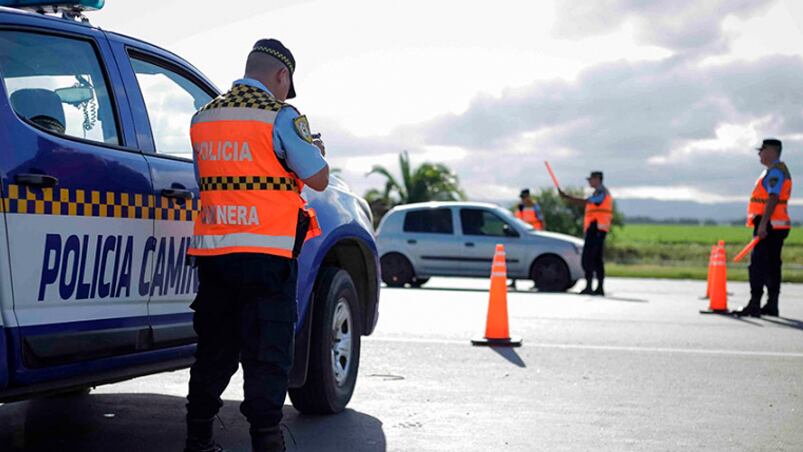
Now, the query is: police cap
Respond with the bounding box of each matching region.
[250,39,297,99]
[587,171,603,180]
[519,188,530,198]
[756,138,782,154]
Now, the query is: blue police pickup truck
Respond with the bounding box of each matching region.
[0,0,380,415]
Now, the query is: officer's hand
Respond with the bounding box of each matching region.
[758,223,768,239]
[558,189,566,198]
[313,139,325,157]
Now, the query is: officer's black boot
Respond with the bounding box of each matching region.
[579,277,593,295]
[250,426,285,452]
[734,296,762,318]
[761,293,780,316]
[185,417,225,452]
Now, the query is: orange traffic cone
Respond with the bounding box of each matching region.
[701,244,716,299]
[700,241,729,314]
[472,244,522,347]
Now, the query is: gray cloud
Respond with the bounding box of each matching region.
[402,54,803,198]
[552,0,778,53]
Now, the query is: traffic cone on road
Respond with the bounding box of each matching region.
[700,242,729,314]
[472,244,522,347]
[701,244,716,299]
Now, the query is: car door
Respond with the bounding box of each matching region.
[0,26,154,369]
[458,208,525,277]
[401,207,463,275]
[108,36,215,347]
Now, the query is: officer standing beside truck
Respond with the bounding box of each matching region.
[185,39,329,452]
[735,138,792,318]
[559,171,613,296]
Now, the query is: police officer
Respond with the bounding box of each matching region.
[184,39,329,452]
[515,188,546,231]
[735,138,792,318]
[510,188,546,289]
[559,171,613,296]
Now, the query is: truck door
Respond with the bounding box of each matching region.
[0,27,154,371]
[107,36,215,348]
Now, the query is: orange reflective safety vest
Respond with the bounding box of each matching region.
[584,190,613,232]
[188,84,320,259]
[746,161,792,229]
[515,204,545,230]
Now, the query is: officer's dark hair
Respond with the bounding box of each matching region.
[244,52,287,78]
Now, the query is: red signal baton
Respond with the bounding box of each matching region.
[733,237,760,263]
[544,161,560,189]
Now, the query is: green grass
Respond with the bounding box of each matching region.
[612,224,803,246]
[605,224,803,282]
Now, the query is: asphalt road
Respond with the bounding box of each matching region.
[1,277,802,451]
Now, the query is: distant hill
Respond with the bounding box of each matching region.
[614,199,802,224]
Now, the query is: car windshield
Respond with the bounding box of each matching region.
[494,206,536,232]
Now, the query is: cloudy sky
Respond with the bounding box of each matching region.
[94,0,803,207]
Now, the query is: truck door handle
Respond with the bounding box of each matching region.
[465,242,475,247]
[161,188,194,200]
[407,239,417,245]
[15,173,58,188]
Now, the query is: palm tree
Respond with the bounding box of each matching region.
[368,151,465,205]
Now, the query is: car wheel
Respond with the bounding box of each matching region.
[380,253,414,287]
[530,255,570,292]
[410,277,430,288]
[565,279,578,291]
[289,267,361,414]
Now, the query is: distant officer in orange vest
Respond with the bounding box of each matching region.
[184,39,329,452]
[515,188,546,231]
[735,138,792,318]
[509,188,546,290]
[559,171,613,296]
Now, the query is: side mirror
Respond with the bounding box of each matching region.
[503,224,519,237]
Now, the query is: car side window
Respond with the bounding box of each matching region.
[0,30,119,145]
[460,209,517,237]
[129,56,212,158]
[403,209,453,234]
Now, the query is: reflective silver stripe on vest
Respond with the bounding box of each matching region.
[190,233,295,251]
[191,107,279,125]
[771,220,791,227]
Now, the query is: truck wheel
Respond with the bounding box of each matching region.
[380,253,413,287]
[530,255,570,292]
[289,267,361,414]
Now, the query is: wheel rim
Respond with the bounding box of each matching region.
[330,297,353,387]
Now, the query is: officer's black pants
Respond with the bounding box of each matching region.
[186,253,297,428]
[582,223,607,287]
[749,221,789,305]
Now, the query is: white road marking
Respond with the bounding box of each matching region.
[366,336,803,358]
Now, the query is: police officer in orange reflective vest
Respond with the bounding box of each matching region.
[515,188,546,231]
[559,171,613,296]
[735,138,792,318]
[184,39,329,452]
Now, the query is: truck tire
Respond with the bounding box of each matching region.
[289,267,361,414]
[530,255,570,292]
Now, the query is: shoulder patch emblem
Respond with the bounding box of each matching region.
[293,115,313,143]
[768,176,779,188]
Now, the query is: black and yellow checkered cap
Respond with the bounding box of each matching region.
[250,38,297,99]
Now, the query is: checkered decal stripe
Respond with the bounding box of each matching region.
[1,184,199,221]
[200,85,284,112]
[199,176,298,192]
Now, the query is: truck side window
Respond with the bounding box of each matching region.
[129,57,212,159]
[0,31,119,145]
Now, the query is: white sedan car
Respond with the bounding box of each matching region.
[376,202,584,291]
